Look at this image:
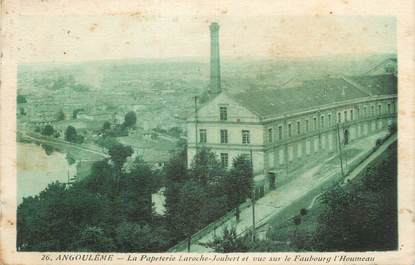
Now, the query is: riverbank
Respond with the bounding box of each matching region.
[17,142,77,204]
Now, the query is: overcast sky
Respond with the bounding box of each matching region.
[17,15,396,63]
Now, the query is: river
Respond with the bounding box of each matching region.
[17,142,77,205]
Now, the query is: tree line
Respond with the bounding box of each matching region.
[17,143,254,252]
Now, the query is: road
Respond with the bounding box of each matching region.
[19,131,109,159]
[171,131,393,252]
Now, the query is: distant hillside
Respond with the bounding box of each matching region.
[18,53,396,94]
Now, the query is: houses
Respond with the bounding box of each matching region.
[117,134,178,170]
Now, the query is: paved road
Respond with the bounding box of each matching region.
[172,131,392,252]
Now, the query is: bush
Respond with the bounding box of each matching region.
[300,208,308,216]
[123,111,137,128]
[375,138,383,146]
[41,125,55,136]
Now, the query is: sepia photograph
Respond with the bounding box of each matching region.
[1,1,414,264]
[15,15,398,253]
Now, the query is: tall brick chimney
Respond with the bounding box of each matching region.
[209,22,221,94]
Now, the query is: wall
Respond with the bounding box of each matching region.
[187,92,265,173]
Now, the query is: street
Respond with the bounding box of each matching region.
[173,130,392,252]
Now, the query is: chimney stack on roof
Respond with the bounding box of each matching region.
[209,22,221,94]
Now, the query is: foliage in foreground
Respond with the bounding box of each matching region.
[210,143,397,252]
[17,145,254,252]
[17,143,168,252]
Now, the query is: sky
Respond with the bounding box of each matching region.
[17,15,396,63]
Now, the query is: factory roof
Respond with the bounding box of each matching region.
[229,74,397,119]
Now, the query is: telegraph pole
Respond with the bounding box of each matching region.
[336,123,345,178]
[194,96,199,153]
[250,149,256,242]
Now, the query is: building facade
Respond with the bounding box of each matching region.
[186,22,397,194]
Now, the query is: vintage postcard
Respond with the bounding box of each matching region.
[1,0,414,264]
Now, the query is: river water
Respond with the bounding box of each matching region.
[17,142,77,205]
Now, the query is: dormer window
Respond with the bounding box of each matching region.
[220,106,227,121]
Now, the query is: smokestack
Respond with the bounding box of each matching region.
[209,22,221,94]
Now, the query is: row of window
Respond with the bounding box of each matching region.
[218,102,394,123]
[199,129,250,144]
[266,102,395,142]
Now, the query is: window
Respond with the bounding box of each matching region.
[350,109,354,121]
[220,153,228,168]
[297,121,301,135]
[219,106,227,121]
[220,129,228,143]
[313,117,317,130]
[268,128,273,143]
[242,130,250,144]
[357,108,360,119]
[305,120,309,132]
[328,114,331,126]
[278,125,283,140]
[371,105,375,116]
[388,103,391,113]
[288,124,292,137]
[338,112,341,123]
[378,105,382,115]
[320,116,324,128]
[344,110,348,122]
[199,129,207,143]
[364,106,367,117]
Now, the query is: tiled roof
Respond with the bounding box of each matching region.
[230,74,396,118]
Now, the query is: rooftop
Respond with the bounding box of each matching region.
[229,74,397,119]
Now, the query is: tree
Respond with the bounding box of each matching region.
[205,225,250,253]
[97,136,120,150]
[83,159,115,197]
[108,144,133,173]
[164,148,188,240]
[176,180,207,252]
[108,143,133,197]
[41,125,55,136]
[41,144,54,155]
[115,222,169,252]
[225,155,253,222]
[17,181,111,251]
[123,111,137,128]
[102,121,111,131]
[167,126,183,137]
[121,156,154,223]
[56,110,65,121]
[313,144,398,252]
[313,186,378,251]
[74,226,115,252]
[65,126,78,143]
[190,147,225,185]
